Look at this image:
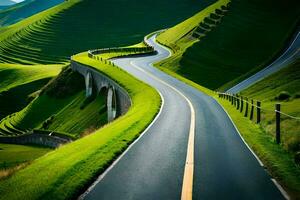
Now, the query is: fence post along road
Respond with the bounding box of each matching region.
[217,92,300,147]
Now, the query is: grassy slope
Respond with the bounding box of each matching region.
[157,0,300,90]
[0,143,50,169]
[155,0,230,81]
[0,52,160,200]
[241,60,300,100]
[156,0,228,47]
[0,63,62,119]
[0,63,61,92]
[0,0,63,27]
[240,60,300,153]
[0,0,215,64]
[0,67,107,138]
[47,91,107,137]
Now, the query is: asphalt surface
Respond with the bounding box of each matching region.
[227,30,300,93]
[82,35,284,200]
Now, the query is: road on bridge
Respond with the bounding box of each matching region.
[81,34,285,200]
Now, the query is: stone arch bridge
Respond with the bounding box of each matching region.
[71,61,131,122]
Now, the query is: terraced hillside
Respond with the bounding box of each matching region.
[180,0,300,90]
[157,0,300,90]
[0,0,216,64]
[0,0,64,27]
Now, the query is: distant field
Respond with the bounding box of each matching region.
[0,143,50,169]
[0,0,216,64]
[0,0,63,27]
[157,0,300,90]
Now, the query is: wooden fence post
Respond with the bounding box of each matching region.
[257,101,261,124]
[231,95,234,105]
[237,95,240,110]
[244,98,248,117]
[250,100,254,120]
[240,96,243,112]
[276,103,281,144]
[233,95,236,106]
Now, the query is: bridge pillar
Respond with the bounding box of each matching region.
[107,86,117,122]
[85,71,93,97]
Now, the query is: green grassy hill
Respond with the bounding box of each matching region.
[0,0,216,64]
[0,64,61,119]
[0,143,50,171]
[157,0,300,90]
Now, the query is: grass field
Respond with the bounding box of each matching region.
[0,143,50,170]
[0,0,216,64]
[156,0,300,90]
[240,59,300,154]
[0,143,51,180]
[0,49,161,200]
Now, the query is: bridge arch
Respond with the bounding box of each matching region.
[71,61,131,123]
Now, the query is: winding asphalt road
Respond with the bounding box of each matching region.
[82,35,285,199]
[227,30,300,93]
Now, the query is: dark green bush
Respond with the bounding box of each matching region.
[275,91,291,101]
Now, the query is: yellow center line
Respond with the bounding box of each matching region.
[181,97,195,200]
[129,60,196,200]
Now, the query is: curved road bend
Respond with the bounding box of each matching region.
[227,30,300,93]
[83,35,284,199]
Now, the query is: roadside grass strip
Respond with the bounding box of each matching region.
[0,51,161,200]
